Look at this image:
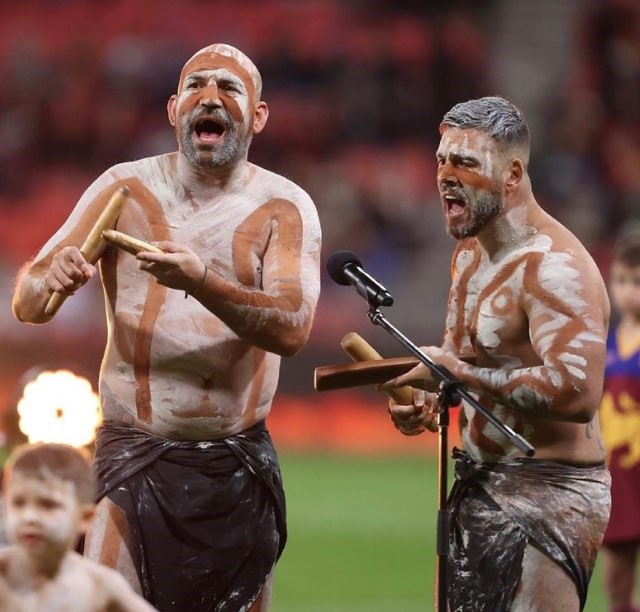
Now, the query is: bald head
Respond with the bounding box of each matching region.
[168,43,269,169]
[178,43,263,101]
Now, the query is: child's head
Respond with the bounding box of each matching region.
[3,443,95,557]
[610,234,640,319]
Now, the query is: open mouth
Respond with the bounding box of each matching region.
[194,117,225,144]
[443,194,467,218]
[19,532,43,547]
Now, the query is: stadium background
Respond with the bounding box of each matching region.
[0,0,638,609]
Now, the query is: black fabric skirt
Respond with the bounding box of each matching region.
[93,420,286,612]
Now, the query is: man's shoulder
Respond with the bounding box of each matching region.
[528,225,600,275]
[506,233,599,285]
[81,153,175,199]
[529,210,594,257]
[106,152,175,179]
[250,164,316,208]
[518,226,607,308]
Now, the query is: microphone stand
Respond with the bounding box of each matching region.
[364,301,535,612]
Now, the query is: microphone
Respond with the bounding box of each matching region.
[326,250,394,307]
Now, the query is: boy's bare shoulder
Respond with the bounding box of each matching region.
[72,553,155,611]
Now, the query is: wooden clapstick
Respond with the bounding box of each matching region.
[102,230,164,256]
[341,332,439,433]
[340,332,415,405]
[314,357,419,391]
[44,185,130,316]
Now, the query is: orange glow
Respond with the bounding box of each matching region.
[17,370,101,447]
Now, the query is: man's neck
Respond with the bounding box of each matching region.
[176,153,249,198]
[476,191,539,262]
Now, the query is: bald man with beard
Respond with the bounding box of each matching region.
[12,44,322,611]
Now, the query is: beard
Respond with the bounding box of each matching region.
[448,190,503,239]
[179,111,252,168]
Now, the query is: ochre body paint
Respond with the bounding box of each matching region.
[432,128,608,463]
[31,153,320,438]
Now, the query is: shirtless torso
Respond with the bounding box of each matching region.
[72,155,320,440]
[445,211,608,464]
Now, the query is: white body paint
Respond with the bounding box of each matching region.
[34,154,321,439]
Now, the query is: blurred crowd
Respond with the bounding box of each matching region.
[533,0,640,270]
[0,0,638,419]
[0,0,491,265]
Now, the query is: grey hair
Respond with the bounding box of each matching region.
[441,96,530,150]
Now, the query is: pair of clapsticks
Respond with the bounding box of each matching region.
[319,332,439,431]
[44,185,161,316]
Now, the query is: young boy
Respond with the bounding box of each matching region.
[600,233,640,612]
[0,443,156,611]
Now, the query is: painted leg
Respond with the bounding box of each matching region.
[84,496,142,595]
[248,568,274,612]
[510,544,580,611]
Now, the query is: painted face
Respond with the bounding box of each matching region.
[170,46,262,168]
[5,474,86,559]
[436,127,505,239]
[610,261,640,318]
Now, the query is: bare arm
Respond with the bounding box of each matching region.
[12,250,97,324]
[137,196,322,357]
[12,176,125,324]
[194,253,320,357]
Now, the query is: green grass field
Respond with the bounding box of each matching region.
[271,453,614,611]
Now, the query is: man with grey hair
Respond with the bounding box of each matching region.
[12,43,322,611]
[383,96,611,610]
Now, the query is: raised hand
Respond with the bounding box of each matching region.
[46,246,96,296]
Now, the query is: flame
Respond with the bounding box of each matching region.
[16,370,101,447]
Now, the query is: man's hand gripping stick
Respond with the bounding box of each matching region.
[340,332,438,432]
[44,185,130,316]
